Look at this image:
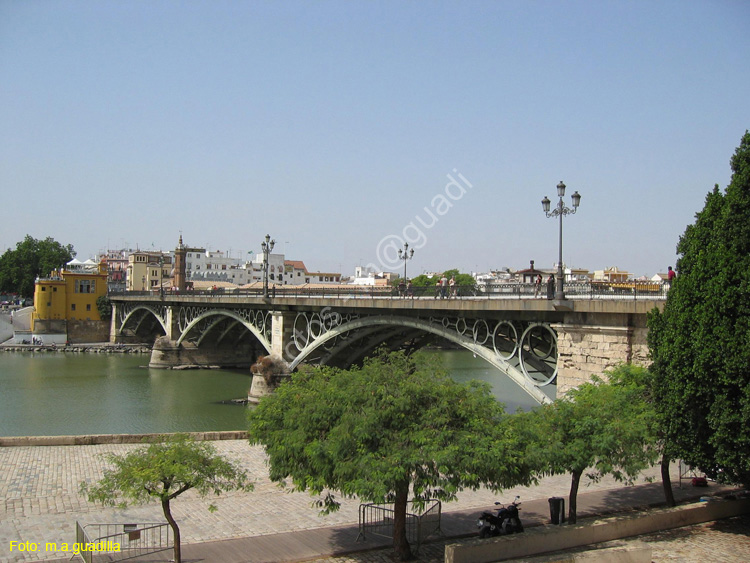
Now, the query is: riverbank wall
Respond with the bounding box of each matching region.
[0,342,151,353]
[0,430,249,447]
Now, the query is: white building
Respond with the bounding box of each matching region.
[249,253,286,284]
[187,249,259,285]
[181,245,342,287]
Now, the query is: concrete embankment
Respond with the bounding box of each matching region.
[0,311,15,343]
[0,342,151,353]
[0,430,249,447]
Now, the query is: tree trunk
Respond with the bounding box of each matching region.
[568,469,582,524]
[392,482,413,561]
[661,453,676,507]
[162,498,181,563]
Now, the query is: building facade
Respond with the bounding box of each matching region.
[99,249,132,293]
[31,260,110,343]
[126,251,173,292]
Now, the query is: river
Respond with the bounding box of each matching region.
[0,347,552,437]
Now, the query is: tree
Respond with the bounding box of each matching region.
[248,350,534,561]
[403,268,475,288]
[521,364,659,523]
[80,434,253,563]
[0,235,75,297]
[96,295,112,321]
[648,131,750,486]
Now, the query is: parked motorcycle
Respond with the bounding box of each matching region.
[477,496,524,538]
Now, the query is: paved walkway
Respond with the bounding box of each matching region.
[0,440,745,563]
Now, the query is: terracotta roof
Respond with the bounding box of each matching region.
[284,260,308,271]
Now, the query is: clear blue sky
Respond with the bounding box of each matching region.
[2,0,748,277]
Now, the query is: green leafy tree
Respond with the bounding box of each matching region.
[403,269,475,288]
[521,364,659,523]
[80,434,253,563]
[648,131,750,486]
[96,295,112,321]
[0,235,75,297]
[248,350,534,561]
[395,269,477,298]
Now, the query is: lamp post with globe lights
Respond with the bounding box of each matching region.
[398,242,414,282]
[541,181,581,300]
[261,234,275,299]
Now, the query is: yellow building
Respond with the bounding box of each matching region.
[31,259,110,344]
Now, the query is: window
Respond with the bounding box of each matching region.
[71,304,76,311]
[86,304,91,311]
[53,287,57,292]
[75,280,95,293]
[42,287,47,292]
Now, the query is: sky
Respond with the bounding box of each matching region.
[1,1,749,278]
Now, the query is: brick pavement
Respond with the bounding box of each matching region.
[1,440,746,563]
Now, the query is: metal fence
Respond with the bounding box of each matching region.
[357,499,442,554]
[75,521,172,563]
[113,281,669,301]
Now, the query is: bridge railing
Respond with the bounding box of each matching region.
[110,281,669,300]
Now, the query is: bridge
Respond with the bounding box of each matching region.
[109,283,667,405]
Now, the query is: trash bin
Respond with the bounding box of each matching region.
[548,497,565,525]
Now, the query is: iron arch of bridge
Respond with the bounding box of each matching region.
[288,314,553,405]
[116,303,169,337]
[174,308,272,354]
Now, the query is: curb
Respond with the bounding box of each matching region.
[0,431,249,447]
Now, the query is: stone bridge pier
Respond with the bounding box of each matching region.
[553,313,650,395]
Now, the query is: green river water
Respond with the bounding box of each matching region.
[0,350,552,437]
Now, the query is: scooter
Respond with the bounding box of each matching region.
[477,496,524,538]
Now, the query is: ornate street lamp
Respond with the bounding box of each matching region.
[398,242,414,281]
[158,255,164,299]
[541,181,581,300]
[261,234,275,299]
